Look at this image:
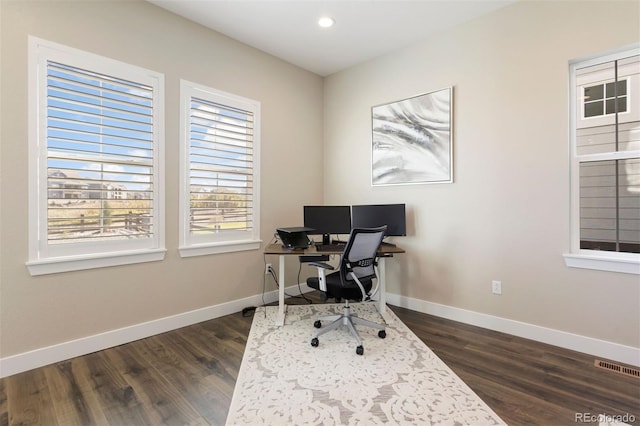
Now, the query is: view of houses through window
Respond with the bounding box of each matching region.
[29,37,165,275]
[574,52,640,254]
[46,61,155,244]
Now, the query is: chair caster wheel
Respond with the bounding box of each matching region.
[311,337,319,347]
[378,330,386,339]
[314,320,322,328]
[356,345,364,355]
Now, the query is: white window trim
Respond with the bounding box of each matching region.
[27,36,166,275]
[563,252,640,275]
[564,44,640,275]
[178,80,261,257]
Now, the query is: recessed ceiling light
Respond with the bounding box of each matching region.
[318,16,335,28]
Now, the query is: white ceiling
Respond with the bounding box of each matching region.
[148,0,516,76]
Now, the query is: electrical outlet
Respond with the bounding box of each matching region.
[492,280,502,295]
[265,263,272,274]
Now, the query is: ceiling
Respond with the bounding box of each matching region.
[148,0,516,76]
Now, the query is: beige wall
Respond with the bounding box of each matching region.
[323,0,640,347]
[0,0,324,357]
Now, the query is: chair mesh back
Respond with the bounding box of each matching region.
[342,227,386,281]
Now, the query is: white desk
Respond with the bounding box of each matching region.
[264,243,405,326]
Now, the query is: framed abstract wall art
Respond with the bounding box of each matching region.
[371,87,453,186]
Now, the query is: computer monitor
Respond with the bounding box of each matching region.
[303,205,352,245]
[351,204,407,237]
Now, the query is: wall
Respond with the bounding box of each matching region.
[323,0,640,351]
[0,0,324,362]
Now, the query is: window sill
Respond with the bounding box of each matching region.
[26,248,167,276]
[179,239,261,258]
[563,253,640,275]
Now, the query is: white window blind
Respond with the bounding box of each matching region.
[188,97,254,233]
[179,80,260,256]
[46,61,155,243]
[28,37,165,275]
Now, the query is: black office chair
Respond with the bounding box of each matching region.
[306,226,387,355]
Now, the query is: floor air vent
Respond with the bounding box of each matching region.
[594,359,640,379]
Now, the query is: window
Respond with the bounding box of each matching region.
[583,79,628,118]
[179,80,260,257]
[565,46,640,274]
[27,37,165,275]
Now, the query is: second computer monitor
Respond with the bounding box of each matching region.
[351,204,406,237]
[303,205,352,245]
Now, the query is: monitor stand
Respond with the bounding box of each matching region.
[322,233,331,245]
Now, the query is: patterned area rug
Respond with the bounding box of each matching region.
[226,303,505,425]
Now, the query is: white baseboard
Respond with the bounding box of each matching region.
[3,286,637,378]
[0,284,311,378]
[385,293,640,368]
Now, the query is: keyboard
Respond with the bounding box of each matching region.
[316,243,345,252]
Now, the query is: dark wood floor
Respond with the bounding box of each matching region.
[1,295,638,425]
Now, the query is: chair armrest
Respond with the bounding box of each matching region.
[308,262,335,270]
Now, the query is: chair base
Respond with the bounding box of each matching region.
[311,301,385,354]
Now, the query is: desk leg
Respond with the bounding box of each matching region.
[378,257,393,324]
[276,254,286,326]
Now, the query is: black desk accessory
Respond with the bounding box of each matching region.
[276,227,313,250]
